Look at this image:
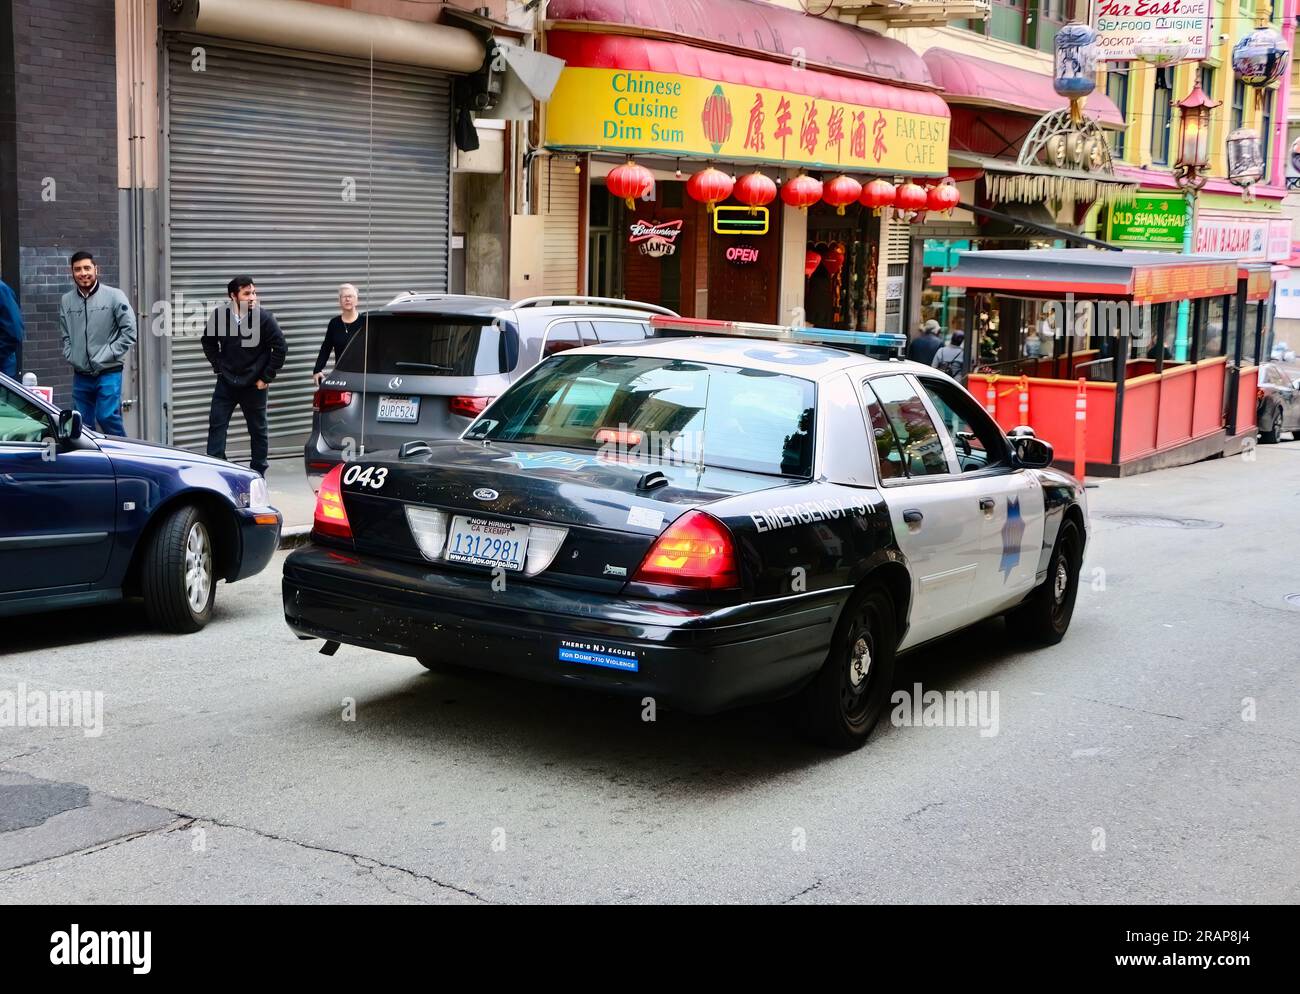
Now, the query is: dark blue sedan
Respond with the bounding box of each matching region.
[0,373,281,632]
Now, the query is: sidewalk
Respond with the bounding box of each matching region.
[266,456,316,546]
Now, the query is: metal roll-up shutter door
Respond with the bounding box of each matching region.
[166,41,451,453]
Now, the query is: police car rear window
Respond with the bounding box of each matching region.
[335,314,515,376]
[467,354,816,478]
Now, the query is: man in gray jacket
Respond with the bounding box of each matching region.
[60,251,137,436]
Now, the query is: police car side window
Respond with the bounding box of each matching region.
[918,378,1009,473]
[867,375,950,477]
[863,390,906,480]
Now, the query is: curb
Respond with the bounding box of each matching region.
[278,525,313,550]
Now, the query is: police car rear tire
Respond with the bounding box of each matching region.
[1013,519,1081,646]
[797,585,897,751]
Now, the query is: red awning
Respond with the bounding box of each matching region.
[546,0,937,91]
[923,48,1124,128]
[548,32,950,120]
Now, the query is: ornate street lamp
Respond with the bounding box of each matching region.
[1173,78,1219,191]
[1171,71,1221,362]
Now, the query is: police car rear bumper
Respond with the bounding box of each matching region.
[282,543,843,713]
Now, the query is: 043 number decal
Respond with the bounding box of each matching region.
[342,464,388,490]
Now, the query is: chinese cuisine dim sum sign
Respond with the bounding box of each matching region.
[1093,0,1212,61]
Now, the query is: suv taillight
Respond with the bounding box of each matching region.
[312,464,352,540]
[313,388,352,413]
[449,395,494,418]
[631,510,739,590]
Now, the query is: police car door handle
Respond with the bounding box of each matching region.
[979,498,995,512]
[902,509,923,525]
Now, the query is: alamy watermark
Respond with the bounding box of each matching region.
[0,683,104,738]
[890,683,999,738]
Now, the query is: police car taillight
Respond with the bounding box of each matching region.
[632,510,739,590]
[313,463,352,540]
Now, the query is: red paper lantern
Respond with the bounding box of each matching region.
[606,161,653,209]
[858,178,896,215]
[733,171,777,215]
[804,248,823,278]
[821,242,846,277]
[895,181,928,213]
[823,175,863,215]
[926,179,960,214]
[686,166,735,213]
[780,173,823,211]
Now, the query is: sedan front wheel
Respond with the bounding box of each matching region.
[142,505,216,633]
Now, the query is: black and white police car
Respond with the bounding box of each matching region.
[283,317,1087,749]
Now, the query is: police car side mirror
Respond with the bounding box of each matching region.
[57,408,83,442]
[1013,435,1053,468]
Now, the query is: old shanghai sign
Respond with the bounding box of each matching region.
[1093,0,1212,62]
[546,69,949,176]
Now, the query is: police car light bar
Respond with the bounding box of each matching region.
[649,316,907,352]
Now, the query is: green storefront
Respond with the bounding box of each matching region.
[1105,194,1187,250]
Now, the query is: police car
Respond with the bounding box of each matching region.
[282,317,1087,749]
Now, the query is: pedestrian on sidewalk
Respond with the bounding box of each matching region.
[908,319,943,366]
[203,275,288,477]
[312,283,365,386]
[58,252,137,434]
[0,277,23,379]
[932,330,966,378]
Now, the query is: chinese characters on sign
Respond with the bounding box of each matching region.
[1107,195,1187,247]
[545,68,948,175]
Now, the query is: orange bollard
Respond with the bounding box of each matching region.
[1017,375,1030,426]
[1074,377,1087,481]
[984,374,997,418]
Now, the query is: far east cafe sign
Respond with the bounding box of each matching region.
[1093,0,1213,61]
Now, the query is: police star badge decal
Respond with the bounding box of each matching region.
[1000,496,1025,581]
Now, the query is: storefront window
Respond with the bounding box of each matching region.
[1105,68,1129,160]
[921,239,969,341]
[806,202,880,331]
[1151,86,1172,165]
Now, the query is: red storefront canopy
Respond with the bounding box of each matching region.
[922,48,1124,128]
[548,31,950,120]
[546,0,938,91]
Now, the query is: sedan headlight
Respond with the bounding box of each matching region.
[249,477,269,508]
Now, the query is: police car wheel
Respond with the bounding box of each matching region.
[141,504,215,634]
[797,585,897,751]
[1013,519,1081,647]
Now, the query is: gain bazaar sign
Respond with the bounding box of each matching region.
[545,68,949,176]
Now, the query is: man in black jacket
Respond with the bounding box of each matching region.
[202,275,288,477]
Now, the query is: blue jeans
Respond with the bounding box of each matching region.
[72,369,125,436]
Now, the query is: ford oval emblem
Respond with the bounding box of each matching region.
[473,488,499,501]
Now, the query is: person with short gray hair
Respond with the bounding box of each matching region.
[313,283,365,386]
[907,318,943,366]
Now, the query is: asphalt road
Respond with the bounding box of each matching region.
[2,443,1298,904]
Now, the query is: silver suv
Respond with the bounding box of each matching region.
[305,294,676,487]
